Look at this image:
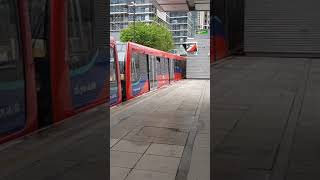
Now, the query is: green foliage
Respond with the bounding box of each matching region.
[120,21,175,52]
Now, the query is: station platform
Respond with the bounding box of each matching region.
[212,56,320,180]
[0,104,108,179]
[0,79,210,180]
[111,79,210,180]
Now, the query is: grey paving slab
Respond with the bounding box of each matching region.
[111,138,119,147]
[187,147,210,180]
[111,140,151,153]
[110,151,142,168]
[126,169,176,180]
[135,154,180,174]
[193,133,210,148]
[146,143,184,158]
[110,167,131,180]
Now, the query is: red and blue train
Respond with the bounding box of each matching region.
[0,0,108,144]
[109,39,187,106]
[0,0,186,144]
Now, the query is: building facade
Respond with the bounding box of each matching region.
[197,11,210,30]
[110,0,169,33]
[169,11,196,48]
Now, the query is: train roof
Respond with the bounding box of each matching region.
[127,42,187,61]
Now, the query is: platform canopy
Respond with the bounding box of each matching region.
[152,0,210,11]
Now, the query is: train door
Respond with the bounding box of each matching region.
[156,57,161,87]
[164,58,169,85]
[181,60,187,79]
[148,55,157,90]
[29,0,52,127]
[174,60,181,80]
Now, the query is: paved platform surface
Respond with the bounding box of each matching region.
[212,56,320,180]
[0,79,210,180]
[0,105,108,180]
[110,80,210,180]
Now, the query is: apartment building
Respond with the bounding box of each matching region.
[169,11,196,47]
[197,11,210,30]
[110,0,169,33]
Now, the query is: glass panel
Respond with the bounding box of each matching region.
[131,53,140,83]
[110,48,117,87]
[67,0,93,70]
[67,0,108,108]
[110,47,118,104]
[0,0,26,134]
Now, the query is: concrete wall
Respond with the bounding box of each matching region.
[186,33,210,79]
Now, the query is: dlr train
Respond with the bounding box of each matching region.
[109,38,187,106]
[0,0,108,144]
[0,0,186,144]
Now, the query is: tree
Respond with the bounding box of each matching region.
[120,21,175,52]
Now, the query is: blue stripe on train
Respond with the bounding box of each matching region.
[0,84,26,134]
[132,71,148,97]
[69,49,109,109]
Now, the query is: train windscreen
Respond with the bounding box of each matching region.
[0,0,26,134]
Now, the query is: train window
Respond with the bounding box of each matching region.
[0,0,21,72]
[164,58,168,74]
[67,0,94,70]
[110,47,118,93]
[174,60,180,72]
[159,58,163,74]
[156,57,161,75]
[117,43,126,75]
[169,59,174,79]
[131,53,140,83]
[110,48,117,83]
[0,0,26,134]
[160,58,168,75]
[28,0,49,58]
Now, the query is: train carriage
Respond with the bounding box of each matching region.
[0,0,109,144]
[124,42,187,101]
[0,0,184,143]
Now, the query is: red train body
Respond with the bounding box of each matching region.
[110,42,187,103]
[0,0,108,144]
[0,0,184,144]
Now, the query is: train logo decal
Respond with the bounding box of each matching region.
[0,103,22,119]
[73,81,97,95]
